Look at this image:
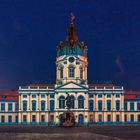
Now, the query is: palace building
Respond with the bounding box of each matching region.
[0,15,140,125]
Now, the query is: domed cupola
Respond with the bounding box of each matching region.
[56,13,88,57]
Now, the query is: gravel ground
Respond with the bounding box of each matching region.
[0,125,139,140]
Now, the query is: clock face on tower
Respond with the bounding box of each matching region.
[68,57,75,63]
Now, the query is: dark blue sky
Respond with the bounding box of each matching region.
[0,0,140,91]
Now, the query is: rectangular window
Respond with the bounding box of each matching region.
[23,95,27,98]
[69,67,75,77]
[41,115,45,122]
[23,115,27,122]
[107,94,111,98]
[98,101,102,111]
[138,115,140,122]
[98,114,102,122]
[32,94,36,98]
[8,116,12,123]
[41,94,45,98]
[1,116,5,123]
[130,102,134,111]
[89,94,94,98]
[137,102,140,110]
[124,102,127,110]
[89,100,94,111]
[89,115,93,122]
[107,115,111,122]
[32,115,36,122]
[50,100,54,111]
[98,94,102,98]
[15,102,18,111]
[8,103,12,111]
[116,100,120,111]
[15,116,18,123]
[50,94,54,98]
[107,100,111,111]
[124,114,127,122]
[116,94,120,98]
[130,114,134,122]
[1,103,5,111]
[41,101,45,111]
[116,115,120,122]
[50,115,54,122]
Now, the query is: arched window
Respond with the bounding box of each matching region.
[32,100,36,111]
[116,100,120,111]
[59,96,65,109]
[78,95,84,109]
[50,100,54,111]
[80,67,83,79]
[89,100,94,111]
[41,100,46,111]
[71,95,75,109]
[68,66,75,77]
[98,100,102,111]
[60,66,63,78]
[23,100,27,111]
[107,100,111,111]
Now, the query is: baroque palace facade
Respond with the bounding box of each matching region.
[0,15,140,125]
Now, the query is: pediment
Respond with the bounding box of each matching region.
[56,82,88,89]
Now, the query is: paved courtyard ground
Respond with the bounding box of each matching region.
[0,125,139,140]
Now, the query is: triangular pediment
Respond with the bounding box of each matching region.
[55,81,88,89]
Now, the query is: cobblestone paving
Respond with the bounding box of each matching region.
[0,125,139,140]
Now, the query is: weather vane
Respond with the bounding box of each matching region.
[70,13,75,23]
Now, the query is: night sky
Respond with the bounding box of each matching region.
[0,0,140,91]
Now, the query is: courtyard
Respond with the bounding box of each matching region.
[0,125,139,140]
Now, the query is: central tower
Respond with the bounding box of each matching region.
[56,14,88,85]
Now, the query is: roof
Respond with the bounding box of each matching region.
[124,91,140,100]
[89,84,113,87]
[27,84,54,87]
[0,91,18,101]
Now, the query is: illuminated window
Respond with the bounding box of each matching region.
[41,101,45,111]
[69,66,75,77]
[130,114,134,122]
[8,103,12,111]
[32,115,36,122]
[89,100,94,111]
[8,116,12,123]
[130,102,134,111]
[32,94,36,98]
[107,115,111,122]
[32,100,36,111]
[15,102,18,111]
[50,100,54,111]
[116,100,120,111]
[59,96,65,109]
[1,103,5,111]
[23,95,27,98]
[78,96,84,109]
[41,115,45,122]
[1,116,5,123]
[107,100,111,111]
[71,95,75,109]
[98,100,102,111]
[23,115,27,122]
[137,102,140,110]
[23,100,27,111]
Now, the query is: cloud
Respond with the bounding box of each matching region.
[113,55,125,80]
